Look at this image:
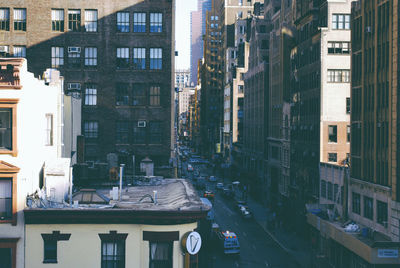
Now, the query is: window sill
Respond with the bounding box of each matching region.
[43,260,58,264]
[0,150,18,157]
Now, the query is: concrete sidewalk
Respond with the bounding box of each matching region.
[245,195,313,268]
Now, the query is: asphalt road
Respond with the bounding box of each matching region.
[181,160,299,268]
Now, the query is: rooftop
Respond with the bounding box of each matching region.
[24,178,210,225]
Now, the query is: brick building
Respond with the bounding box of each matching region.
[0,0,175,171]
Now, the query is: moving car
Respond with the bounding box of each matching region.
[215,229,240,255]
[204,190,215,199]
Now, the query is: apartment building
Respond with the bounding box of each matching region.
[0,0,175,172]
[0,58,71,268]
[242,10,269,199]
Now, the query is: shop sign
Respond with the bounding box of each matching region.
[181,231,202,255]
[378,249,398,258]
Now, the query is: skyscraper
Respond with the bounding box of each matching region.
[190,0,211,85]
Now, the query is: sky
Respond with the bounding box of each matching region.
[175,0,198,70]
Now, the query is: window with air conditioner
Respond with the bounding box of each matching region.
[68,47,81,68]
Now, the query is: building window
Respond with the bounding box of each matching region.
[320,180,326,198]
[328,125,337,142]
[347,125,350,142]
[13,46,26,57]
[327,69,350,83]
[41,231,71,264]
[117,12,129,32]
[133,48,146,70]
[327,41,350,54]
[150,13,162,33]
[84,10,97,32]
[43,240,57,263]
[346,97,350,114]
[68,47,81,68]
[51,47,64,68]
[332,14,350,30]
[116,121,129,144]
[238,0,243,6]
[85,85,97,106]
[68,10,81,31]
[377,201,388,225]
[327,182,333,200]
[352,192,360,214]
[0,108,12,151]
[149,242,172,268]
[84,121,98,139]
[132,84,146,106]
[0,9,10,31]
[328,153,337,163]
[149,121,162,144]
[132,121,146,144]
[238,85,244,94]
[45,114,53,146]
[364,196,373,220]
[334,184,339,203]
[13,9,26,31]
[51,9,64,32]
[150,48,162,70]
[99,231,127,268]
[84,47,97,66]
[0,239,18,267]
[116,83,129,106]
[0,178,12,221]
[116,48,129,69]
[150,86,160,106]
[0,101,17,156]
[133,13,146,33]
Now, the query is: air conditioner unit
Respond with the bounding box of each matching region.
[68,46,81,53]
[365,26,371,33]
[138,121,146,127]
[67,83,81,91]
[0,46,8,53]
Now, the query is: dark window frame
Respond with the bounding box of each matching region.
[0,8,10,31]
[99,231,128,268]
[68,9,81,32]
[117,12,130,32]
[352,192,360,214]
[364,196,373,220]
[13,9,26,31]
[328,125,337,143]
[51,9,64,32]
[149,13,162,33]
[133,12,146,33]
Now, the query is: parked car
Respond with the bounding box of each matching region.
[241,208,253,219]
[216,182,224,190]
[209,176,217,182]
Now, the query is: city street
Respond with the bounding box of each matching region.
[181,160,299,268]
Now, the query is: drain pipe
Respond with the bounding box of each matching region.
[119,164,125,201]
[153,190,158,205]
